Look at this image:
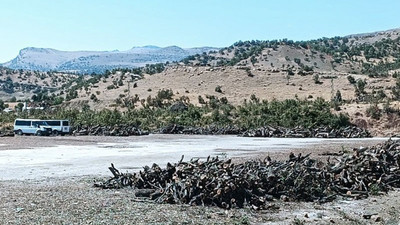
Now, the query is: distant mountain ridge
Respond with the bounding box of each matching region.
[2,46,218,74]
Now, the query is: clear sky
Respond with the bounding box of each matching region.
[1,0,399,63]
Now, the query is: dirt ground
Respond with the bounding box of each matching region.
[0,135,399,224]
[0,177,399,225]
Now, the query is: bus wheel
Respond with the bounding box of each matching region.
[36,131,42,136]
[17,130,23,135]
[53,130,59,136]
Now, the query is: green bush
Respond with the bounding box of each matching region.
[215,85,222,93]
[347,75,356,84]
[366,104,381,120]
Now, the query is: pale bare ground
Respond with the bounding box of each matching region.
[0,135,387,162]
[0,135,385,180]
[1,135,399,224]
[1,177,399,225]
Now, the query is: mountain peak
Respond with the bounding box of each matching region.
[2,45,219,74]
[127,45,161,54]
[20,47,58,54]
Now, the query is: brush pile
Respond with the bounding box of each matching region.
[94,139,400,209]
[0,127,14,137]
[242,125,371,138]
[72,125,149,136]
[70,124,369,138]
[159,124,243,135]
[158,124,370,138]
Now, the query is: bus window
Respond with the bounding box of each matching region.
[46,121,61,126]
[15,120,31,126]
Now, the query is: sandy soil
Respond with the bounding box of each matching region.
[0,135,399,224]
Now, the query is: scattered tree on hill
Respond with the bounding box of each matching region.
[313,74,322,84]
[215,85,222,93]
[347,75,356,84]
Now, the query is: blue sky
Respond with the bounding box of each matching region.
[1,0,399,63]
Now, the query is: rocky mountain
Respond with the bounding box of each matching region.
[1,46,218,74]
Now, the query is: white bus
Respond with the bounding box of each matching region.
[44,120,71,135]
[14,119,53,136]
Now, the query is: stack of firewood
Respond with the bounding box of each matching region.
[95,139,400,209]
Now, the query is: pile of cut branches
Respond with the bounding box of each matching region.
[95,139,400,209]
